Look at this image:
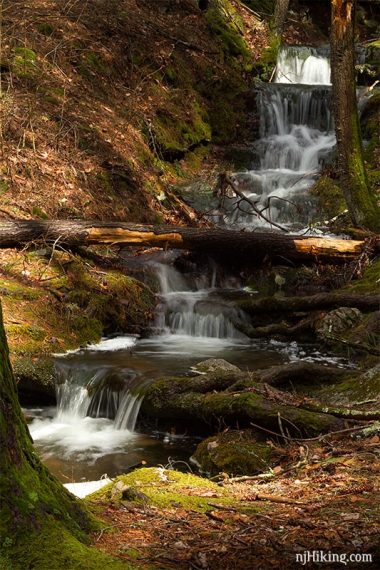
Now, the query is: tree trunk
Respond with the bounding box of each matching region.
[0,304,123,569]
[0,219,371,264]
[330,0,380,231]
[273,0,290,35]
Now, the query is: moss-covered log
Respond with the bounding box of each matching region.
[257,361,357,388]
[0,219,372,264]
[0,304,126,569]
[141,371,344,437]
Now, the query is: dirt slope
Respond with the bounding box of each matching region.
[0,0,266,224]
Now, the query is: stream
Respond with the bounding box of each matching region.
[27,46,353,484]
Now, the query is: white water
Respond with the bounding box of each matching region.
[275,46,331,85]
[29,348,145,462]
[230,45,335,228]
[153,262,247,341]
[29,46,356,482]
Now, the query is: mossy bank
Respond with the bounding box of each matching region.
[0,248,155,403]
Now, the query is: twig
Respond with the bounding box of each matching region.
[277,412,286,439]
[247,493,306,505]
[249,421,368,442]
[224,174,289,232]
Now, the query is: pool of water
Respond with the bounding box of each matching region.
[27,334,351,483]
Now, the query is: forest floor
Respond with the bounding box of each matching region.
[91,434,380,569]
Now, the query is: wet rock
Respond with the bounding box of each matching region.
[192,358,241,375]
[315,307,363,341]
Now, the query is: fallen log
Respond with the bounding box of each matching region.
[140,368,345,437]
[0,219,373,264]
[239,292,379,313]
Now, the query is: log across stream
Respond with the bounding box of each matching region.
[0,219,371,263]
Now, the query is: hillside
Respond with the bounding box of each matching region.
[0,0,268,223]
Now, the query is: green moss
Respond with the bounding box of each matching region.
[89,468,233,512]
[193,431,273,476]
[5,521,130,570]
[344,260,380,293]
[204,0,251,64]
[152,96,211,157]
[12,47,38,78]
[309,367,380,406]
[31,206,49,219]
[310,175,346,219]
[78,51,108,78]
[254,33,280,81]
[0,180,9,195]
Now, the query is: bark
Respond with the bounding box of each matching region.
[0,219,371,264]
[273,0,290,35]
[239,291,379,314]
[330,0,380,231]
[258,361,357,387]
[0,304,123,569]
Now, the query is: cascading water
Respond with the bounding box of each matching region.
[230,45,336,228]
[153,261,246,341]
[55,363,144,431]
[28,46,357,486]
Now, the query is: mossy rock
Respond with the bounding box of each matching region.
[192,430,273,476]
[192,358,241,375]
[306,364,380,407]
[315,307,363,342]
[204,0,251,64]
[13,356,56,405]
[88,467,234,512]
[151,96,211,159]
[12,47,38,78]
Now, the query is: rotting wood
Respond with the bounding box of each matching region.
[0,219,373,264]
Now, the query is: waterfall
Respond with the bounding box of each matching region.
[55,362,144,432]
[275,46,331,85]
[152,261,247,340]
[229,45,336,228]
